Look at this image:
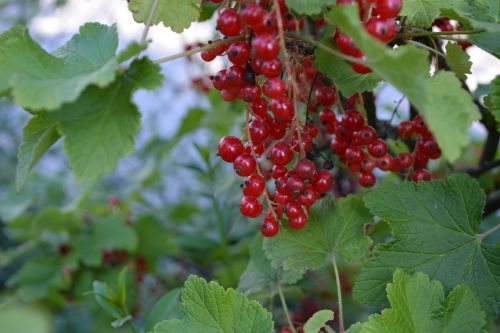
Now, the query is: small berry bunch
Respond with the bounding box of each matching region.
[334,0,402,73]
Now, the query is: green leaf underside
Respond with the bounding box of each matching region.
[303,310,335,333]
[263,195,372,274]
[285,0,336,15]
[154,275,273,333]
[238,235,302,295]
[0,23,119,110]
[129,0,201,33]
[445,43,472,81]
[314,42,381,97]
[485,75,500,131]
[330,5,480,162]
[347,270,486,333]
[354,174,500,316]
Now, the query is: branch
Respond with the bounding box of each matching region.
[362,91,378,132]
[465,159,500,177]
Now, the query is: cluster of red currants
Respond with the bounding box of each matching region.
[334,0,402,73]
[433,17,472,50]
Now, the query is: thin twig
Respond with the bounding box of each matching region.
[153,36,244,64]
[139,0,159,44]
[408,28,486,38]
[278,284,297,333]
[407,40,446,57]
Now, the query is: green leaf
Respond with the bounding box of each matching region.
[123,57,164,91]
[16,115,60,191]
[118,267,128,307]
[92,281,123,320]
[263,195,372,274]
[238,235,302,295]
[349,270,486,333]
[354,174,500,316]
[154,275,274,333]
[0,302,53,333]
[111,315,133,328]
[330,5,480,162]
[0,23,119,110]
[445,43,472,81]
[303,310,334,333]
[144,288,182,333]
[400,0,444,27]
[314,42,380,97]
[129,0,202,33]
[485,76,500,131]
[285,0,336,15]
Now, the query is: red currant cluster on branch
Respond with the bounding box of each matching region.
[201,0,440,238]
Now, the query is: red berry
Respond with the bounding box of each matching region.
[376,155,394,171]
[289,214,307,229]
[260,217,280,237]
[243,174,266,197]
[336,33,361,56]
[345,146,364,164]
[331,138,348,156]
[271,142,294,166]
[217,8,242,37]
[253,33,280,60]
[313,170,334,192]
[240,196,263,218]
[356,126,377,145]
[374,0,403,19]
[275,190,291,205]
[287,175,306,194]
[351,55,372,74]
[361,158,376,172]
[421,139,441,159]
[241,85,262,103]
[285,201,303,219]
[261,58,283,78]
[344,110,365,131]
[296,159,316,179]
[359,172,376,188]
[395,152,414,169]
[397,121,415,139]
[227,42,251,65]
[225,65,246,87]
[319,108,337,124]
[240,2,266,27]
[315,86,337,107]
[272,164,288,179]
[271,96,294,123]
[218,136,244,162]
[414,152,429,169]
[249,118,270,145]
[263,78,287,98]
[412,115,428,134]
[365,17,397,43]
[412,169,431,183]
[234,154,257,176]
[368,139,388,158]
[250,98,268,118]
[298,185,319,206]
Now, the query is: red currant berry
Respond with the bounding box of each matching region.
[331,138,348,156]
[227,42,251,65]
[412,169,431,183]
[261,58,283,78]
[249,118,270,145]
[253,33,280,60]
[313,170,334,193]
[218,136,244,162]
[272,164,288,179]
[271,96,294,123]
[263,78,287,98]
[395,152,414,169]
[376,155,394,171]
[275,190,291,205]
[287,175,306,194]
[359,172,376,188]
[361,158,376,172]
[240,85,262,103]
[319,108,337,124]
[344,109,365,131]
[365,17,397,43]
[315,86,337,107]
[374,0,403,19]
[336,33,361,57]
[298,185,319,206]
[233,154,257,176]
[250,98,268,118]
[414,152,429,169]
[356,126,377,145]
[240,196,263,218]
[397,120,415,139]
[289,214,307,229]
[217,8,242,37]
[285,201,303,219]
[271,142,294,166]
[345,146,364,164]
[351,55,372,74]
[260,217,280,237]
[412,115,428,134]
[243,174,266,197]
[368,139,388,158]
[240,2,266,27]
[296,158,316,179]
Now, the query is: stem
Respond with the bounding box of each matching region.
[332,255,344,333]
[139,0,159,45]
[273,0,305,158]
[127,322,138,333]
[278,284,297,333]
[153,36,244,64]
[408,29,486,37]
[479,224,500,241]
[407,40,446,57]
[285,32,368,65]
[245,108,279,221]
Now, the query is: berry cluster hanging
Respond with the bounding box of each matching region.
[199,0,441,238]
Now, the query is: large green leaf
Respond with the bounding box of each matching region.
[314,43,380,97]
[154,275,274,333]
[400,0,446,27]
[330,5,480,162]
[445,43,472,81]
[238,235,302,295]
[285,0,336,15]
[263,195,372,274]
[354,174,500,316]
[485,75,500,130]
[0,23,119,110]
[348,270,486,333]
[303,310,335,333]
[129,0,201,33]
